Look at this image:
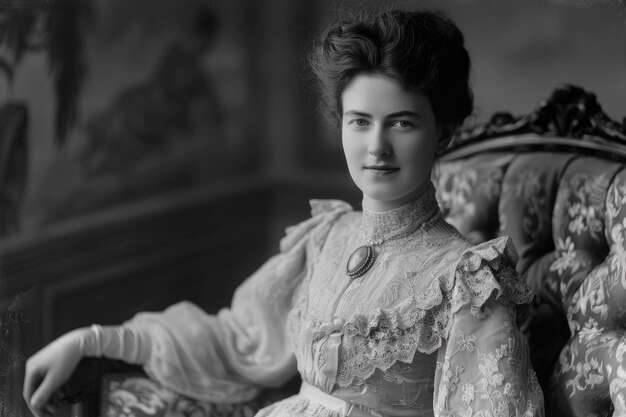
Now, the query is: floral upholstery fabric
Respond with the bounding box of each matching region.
[100,373,289,417]
[434,153,513,243]
[434,151,626,416]
[497,153,577,392]
[102,373,239,417]
[552,167,626,417]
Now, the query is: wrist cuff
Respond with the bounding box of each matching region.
[78,323,149,364]
[79,324,103,357]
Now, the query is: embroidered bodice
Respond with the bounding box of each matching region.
[127,185,545,416]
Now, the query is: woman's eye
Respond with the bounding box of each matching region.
[391,120,413,129]
[348,119,370,128]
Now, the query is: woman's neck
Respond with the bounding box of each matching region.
[361,181,432,212]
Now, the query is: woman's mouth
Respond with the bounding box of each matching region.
[364,165,400,175]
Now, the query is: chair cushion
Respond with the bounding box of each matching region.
[100,372,301,417]
[101,373,261,417]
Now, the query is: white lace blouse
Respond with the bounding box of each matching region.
[126,185,545,417]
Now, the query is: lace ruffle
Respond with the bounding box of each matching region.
[301,236,534,388]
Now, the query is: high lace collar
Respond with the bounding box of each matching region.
[361,183,441,241]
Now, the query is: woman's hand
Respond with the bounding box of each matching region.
[23,327,90,417]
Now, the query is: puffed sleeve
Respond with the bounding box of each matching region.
[433,237,545,417]
[124,200,352,403]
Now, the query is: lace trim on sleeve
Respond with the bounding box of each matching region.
[331,236,534,387]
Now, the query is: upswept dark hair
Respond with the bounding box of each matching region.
[310,9,473,134]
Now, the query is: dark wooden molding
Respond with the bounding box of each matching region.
[0,102,28,238]
[443,84,626,162]
[0,177,274,417]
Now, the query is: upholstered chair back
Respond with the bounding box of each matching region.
[433,85,626,417]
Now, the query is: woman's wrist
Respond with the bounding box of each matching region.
[77,324,103,357]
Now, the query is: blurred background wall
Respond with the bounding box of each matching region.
[0,0,624,415]
[0,0,624,237]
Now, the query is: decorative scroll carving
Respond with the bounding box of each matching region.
[447,85,626,160]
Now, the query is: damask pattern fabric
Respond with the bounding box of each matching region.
[552,167,626,417]
[101,373,251,417]
[433,153,512,243]
[101,373,291,417]
[126,185,544,417]
[435,151,626,417]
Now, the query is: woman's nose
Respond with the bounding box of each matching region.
[367,127,391,157]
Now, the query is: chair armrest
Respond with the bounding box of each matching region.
[52,357,144,416]
[54,357,301,417]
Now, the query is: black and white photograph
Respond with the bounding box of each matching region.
[1,0,625,416]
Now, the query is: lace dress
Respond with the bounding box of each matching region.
[127,185,545,417]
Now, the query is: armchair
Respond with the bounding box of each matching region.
[434,84,626,416]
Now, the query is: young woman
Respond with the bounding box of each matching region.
[24,9,545,417]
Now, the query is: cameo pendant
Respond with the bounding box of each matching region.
[346,245,375,279]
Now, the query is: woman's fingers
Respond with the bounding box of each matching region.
[27,402,55,417]
[29,372,60,416]
[22,363,37,403]
[23,361,59,416]
[43,403,57,417]
[23,362,44,413]
[26,403,52,417]
[23,329,87,416]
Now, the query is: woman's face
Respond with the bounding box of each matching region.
[341,74,441,211]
